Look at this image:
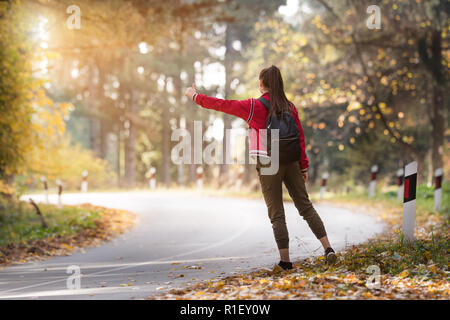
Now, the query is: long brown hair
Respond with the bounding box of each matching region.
[259,65,292,117]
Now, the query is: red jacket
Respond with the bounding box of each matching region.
[194,92,309,170]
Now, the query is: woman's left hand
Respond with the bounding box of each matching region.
[301,171,308,182]
[184,83,196,101]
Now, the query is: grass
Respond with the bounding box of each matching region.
[318,182,449,217]
[0,202,102,246]
[314,182,449,278]
[340,233,449,277]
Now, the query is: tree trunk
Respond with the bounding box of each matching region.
[162,82,171,187]
[116,129,121,188]
[431,84,445,180]
[124,90,138,187]
[186,120,196,186]
[221,24,234,180]
[99,120,108,160]
[310,158,320,186]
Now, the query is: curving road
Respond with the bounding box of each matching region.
[0,191,384,300]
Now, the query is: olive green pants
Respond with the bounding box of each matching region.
[257,160,327,249]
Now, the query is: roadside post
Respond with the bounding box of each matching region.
[56,179,63,209]
[196,167,203,190]
[236,167,244,190]
[147,167,156,190]
[41,176,49,204]
[396,168,404,202]
[368,165,378,198]
[320,172,329,200]
[81,170,88,193]
[434,168,443,211]
[402,161,417,242]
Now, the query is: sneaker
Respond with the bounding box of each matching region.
[277,260,293,270]
[325,247,337,264]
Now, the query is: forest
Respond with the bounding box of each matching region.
[0,0,448,194]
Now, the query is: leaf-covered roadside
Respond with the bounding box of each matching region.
[0,203,135,267]
[149,201,449,300]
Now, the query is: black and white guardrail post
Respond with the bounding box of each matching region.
[396,168,404,202]
[196,167,203,190]
[402,161,417,242]
[40,176,49,204]
[56,179,63,209]
[320,172,329,200]
[434,168,443,211]
[81,170,88,193]
[368,165,378,198]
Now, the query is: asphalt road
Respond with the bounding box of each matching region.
[0,191,384,299]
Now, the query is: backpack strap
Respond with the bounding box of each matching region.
[246,98,255,123]
[257,97,270,111]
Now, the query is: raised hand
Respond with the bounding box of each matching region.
[184,83,197,101]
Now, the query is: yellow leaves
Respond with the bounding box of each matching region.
[427,265,437,274]
[280,279,293,290]
[399,270,409,279]
[322,292,333,299]
[0,180,16,195]
[344,274,359,284]
[61,243,72,250]
[362,291,376,299]
[347,101,361,111]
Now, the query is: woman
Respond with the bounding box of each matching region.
[184,65,336,270]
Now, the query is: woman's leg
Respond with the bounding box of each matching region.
[283,162,332,251]
[257,163,290,261]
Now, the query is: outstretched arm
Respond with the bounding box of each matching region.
[185,84,253,123]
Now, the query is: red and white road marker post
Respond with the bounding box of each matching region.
[81,170,88,193]
[368,165,378,198]
[320,172,329,200]
[56,179,63,209]
[402,161,417,242]
[396,168,404,202]
[196,167,203,190]
[147,167,156,190]
[40,176,49,204]
[434,168,443,211]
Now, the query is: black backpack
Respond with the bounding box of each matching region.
[257,97,302,164]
